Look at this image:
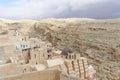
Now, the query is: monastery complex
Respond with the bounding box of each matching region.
[0,27,96,80]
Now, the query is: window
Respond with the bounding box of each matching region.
[16,46,19,50]
[23,45,25,48]
[34,54,36,58]
[69,55,71,59]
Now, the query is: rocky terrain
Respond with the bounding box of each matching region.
[0,18,120,80]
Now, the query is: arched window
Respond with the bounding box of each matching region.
[34,54,36,58]
[69,55,71,59]
[74,54,76,59]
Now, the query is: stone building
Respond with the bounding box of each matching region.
[28,48,48,65]
[64,58,90,79]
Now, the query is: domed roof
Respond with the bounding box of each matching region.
[61,47,73,55]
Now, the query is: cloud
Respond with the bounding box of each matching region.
[0,0,119,20]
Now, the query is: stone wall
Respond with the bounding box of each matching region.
[0,63,31,78]
[2,70,60,80]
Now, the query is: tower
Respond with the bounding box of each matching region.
[8,27,17,36]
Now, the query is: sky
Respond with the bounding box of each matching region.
[0,0,120,20]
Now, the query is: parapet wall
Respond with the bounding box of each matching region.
[0,63,31,78]
[2,70,60,80]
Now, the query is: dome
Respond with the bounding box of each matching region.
[61,47,73,55]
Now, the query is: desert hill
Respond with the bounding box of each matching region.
[0,18,120,80]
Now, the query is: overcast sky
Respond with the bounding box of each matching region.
[0,0,120,20]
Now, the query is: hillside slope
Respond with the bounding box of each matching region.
[30,18,120,80]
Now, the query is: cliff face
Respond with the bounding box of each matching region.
[0,18,120,80]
